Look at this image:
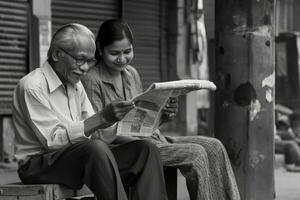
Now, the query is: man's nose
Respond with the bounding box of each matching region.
[79,62,90,73]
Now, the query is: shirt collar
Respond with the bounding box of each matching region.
[41,61,80,93]
[41,61,63,93]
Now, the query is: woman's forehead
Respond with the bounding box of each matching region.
[106,38,132,50]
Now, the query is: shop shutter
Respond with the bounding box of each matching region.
[51,0,120,36]
[123,0,162,88]
[0,0,29,114]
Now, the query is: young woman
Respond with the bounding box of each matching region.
[81,19,240,200]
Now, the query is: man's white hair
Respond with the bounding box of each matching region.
[47,23,95,59]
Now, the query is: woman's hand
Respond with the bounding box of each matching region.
[160,97,178,125]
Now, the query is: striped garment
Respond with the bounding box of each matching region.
[145,134,240,200]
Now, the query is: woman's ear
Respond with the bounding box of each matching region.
[51,48,62,62]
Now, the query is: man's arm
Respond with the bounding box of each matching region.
[24,88,85,149]
[84,101,134,137]
[24,88,133,149]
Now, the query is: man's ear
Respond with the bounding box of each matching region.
[51,48,62,62]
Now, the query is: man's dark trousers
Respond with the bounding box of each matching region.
[18,139,167,200]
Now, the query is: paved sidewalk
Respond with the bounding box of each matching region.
[177,167,300,200]
[275,167,300,200]
[0,162,19,185]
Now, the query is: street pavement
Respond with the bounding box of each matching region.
[0,162,299,200]
[177,167,300,200]
[275,167,300,200]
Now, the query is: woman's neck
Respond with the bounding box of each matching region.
[102,61,122,78]
[101,61,124,94]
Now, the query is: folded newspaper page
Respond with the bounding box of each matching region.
[117,79,216,137]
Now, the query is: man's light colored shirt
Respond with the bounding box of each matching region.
[13,62,94,161]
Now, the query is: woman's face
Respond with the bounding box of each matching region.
[101,37,133,72]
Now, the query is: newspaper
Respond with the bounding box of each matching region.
[117,79,216,137]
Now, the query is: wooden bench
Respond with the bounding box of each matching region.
[0,167,178,200]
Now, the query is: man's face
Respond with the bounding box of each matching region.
[55,35,96,85]
[102,37,134,72]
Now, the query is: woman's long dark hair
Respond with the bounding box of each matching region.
[95,19,134,61]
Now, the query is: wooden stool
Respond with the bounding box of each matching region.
[0,183,93,200]
[0,167,177,200]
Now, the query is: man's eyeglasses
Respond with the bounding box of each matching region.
[59,48,96,67]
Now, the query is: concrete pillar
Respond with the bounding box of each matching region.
[215,0,275,199]
[1,117,14,162]
[31,0,51,69]
[0,116,3,161]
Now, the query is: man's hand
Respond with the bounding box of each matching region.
[160,97,178,125]
[102,100,135,123]
[84,101,134,136]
